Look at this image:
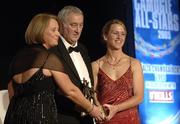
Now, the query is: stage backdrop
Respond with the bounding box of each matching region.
[132,0,180,124]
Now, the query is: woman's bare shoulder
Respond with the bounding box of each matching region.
[130,57,142,71]
[92,56,105,65]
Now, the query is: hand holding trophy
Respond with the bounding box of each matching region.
[100,105,109,118]
[81,78,96,116]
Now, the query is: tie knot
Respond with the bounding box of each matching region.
[68,46,80,53]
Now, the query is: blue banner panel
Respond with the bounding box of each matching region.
[132,0,180,124]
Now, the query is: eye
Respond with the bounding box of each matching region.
[70,23,83,29]
[79,24,83,28]
[70,23,78,28]
[112,31,119,35]
[121,33,126,36]
[51,28,58,32]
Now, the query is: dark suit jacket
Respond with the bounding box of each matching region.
[49,39,94,124]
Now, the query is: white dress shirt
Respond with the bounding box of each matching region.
[61,36,92,88]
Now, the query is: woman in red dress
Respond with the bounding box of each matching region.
[92,19,144,124]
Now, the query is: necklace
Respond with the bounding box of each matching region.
[105,58,121,70]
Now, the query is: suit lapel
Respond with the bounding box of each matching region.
[79,46,94,86]
[58,41,81,80]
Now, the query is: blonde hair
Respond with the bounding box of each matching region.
[102,19,127,41]
[25,13,60,44]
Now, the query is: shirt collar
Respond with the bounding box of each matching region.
[60,36,78,50]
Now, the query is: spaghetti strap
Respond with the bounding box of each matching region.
[95,59,101,73]
[97,59,101,67]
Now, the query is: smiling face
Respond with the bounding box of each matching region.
[25,14,61,47]
[43,19,60,49]
[104,23,127,50]
[102,19,127,50]
[61,12,84,45]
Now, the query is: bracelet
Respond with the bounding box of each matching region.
[87,104,94,114]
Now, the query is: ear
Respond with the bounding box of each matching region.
[103,34,107,41]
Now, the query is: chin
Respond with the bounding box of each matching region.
[70,40,77,45]
[52,42,58,47]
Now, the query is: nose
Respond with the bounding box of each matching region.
[116,33,121,39]
[56,31,60,36]
[75,25,83,33]
[117,33,125,39]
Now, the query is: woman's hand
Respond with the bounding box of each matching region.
[103,104,118,121]
[89,105,106,122]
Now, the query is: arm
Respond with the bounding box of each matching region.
[51,70,104,121]
[104,59,144,120]
[92,61,107,120]
[91,61,101,106]
[7,80,14,100]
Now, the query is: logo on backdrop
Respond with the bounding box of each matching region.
[134,0,180,58]
[133,0,180,124]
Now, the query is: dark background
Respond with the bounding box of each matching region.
[1,0,179,89]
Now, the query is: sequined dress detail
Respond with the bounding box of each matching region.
[4,45,66,124]
[97,67,140,124]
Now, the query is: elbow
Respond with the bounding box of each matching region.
[138,96,144,104]
[137,94,144,104]
[134,93,144,105]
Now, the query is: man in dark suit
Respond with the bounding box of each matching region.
[50,5,96,124]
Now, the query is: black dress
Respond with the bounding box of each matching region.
[4,45,66,124]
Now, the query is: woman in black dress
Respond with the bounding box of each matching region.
[4,13,103,124]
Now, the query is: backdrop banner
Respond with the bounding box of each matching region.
[132,0,180,124]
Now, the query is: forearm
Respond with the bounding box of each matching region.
[116,95,143,112]
[65,87,93,112]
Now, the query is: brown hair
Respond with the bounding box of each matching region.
[25,13,60,44]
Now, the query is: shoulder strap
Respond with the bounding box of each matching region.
[94,59,101,73]
[97,59,101,67]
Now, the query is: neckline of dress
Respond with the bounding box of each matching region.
[98,66,131,82]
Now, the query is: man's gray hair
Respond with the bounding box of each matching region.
[58,5,83,23]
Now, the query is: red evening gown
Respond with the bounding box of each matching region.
[97,66,140,124]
